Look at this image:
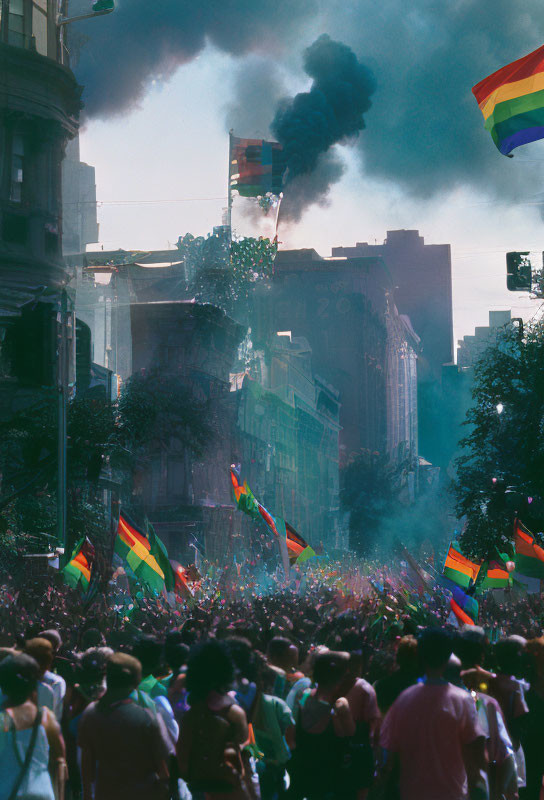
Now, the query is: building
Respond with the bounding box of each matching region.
[0,2,80,418]
[130,300,245,562]
[457,310,512,368]
[332,230,454,469]
[62,136,99,256]
[232,333,345,551]
[332,230,453,382]
[254,248,418,469]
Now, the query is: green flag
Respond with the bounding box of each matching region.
[296,546,317,565]
[146,519,175,592]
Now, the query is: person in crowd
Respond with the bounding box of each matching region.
[78,652,170,800]
[266,638,302,701]
[288,650,357,800]
[489,636,529,794]
[519,637,544,800]
[251,656,295,800]
[25,638,63,722]
[0,652,67,800]
[374,635,419,714]
[455,627,519,800]
[177,639,250,799]
[380,628,488,800]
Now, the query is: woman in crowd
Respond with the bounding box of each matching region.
[0,652,66,800]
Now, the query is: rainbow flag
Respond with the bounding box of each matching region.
[472,44,544,155]
[115,512,165,594]
[286,521,316,565]
[230,135,286,197]
[514,518,544,579]
[63,537,95,591]
[443,543,481,589]
[450,586,479,626]
[480,560,511,590]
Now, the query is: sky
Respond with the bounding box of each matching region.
[75,3,544,353]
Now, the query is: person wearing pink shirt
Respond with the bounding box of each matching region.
[380,628,488,800]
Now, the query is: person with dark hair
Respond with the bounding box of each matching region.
[78,653,170,800]
[374,635,420,714]
[288,650,356,800]
[267,637,302,701]
[517,637,544,799]
[0,653,66,800]
[380,628,488,800]
[177,640,249,799]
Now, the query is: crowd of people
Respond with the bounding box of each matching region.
[1,560,544,799]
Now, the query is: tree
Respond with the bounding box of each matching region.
[0,370,213,576]
[184,233,277,323]
[454,321,544,559]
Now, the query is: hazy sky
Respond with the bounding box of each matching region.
[76,7,544,352]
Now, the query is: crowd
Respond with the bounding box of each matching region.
[1,563,544,800]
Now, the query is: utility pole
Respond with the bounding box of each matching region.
[57,289,68,552]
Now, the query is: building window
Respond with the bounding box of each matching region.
[8,0,25,48]
[10,133,24,202]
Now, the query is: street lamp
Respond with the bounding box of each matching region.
[496,402,504,415]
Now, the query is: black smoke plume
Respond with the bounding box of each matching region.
[271,34,376,221]
[71,0,317,119]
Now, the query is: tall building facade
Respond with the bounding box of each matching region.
[232,334,344,551]
[62,136,98,255]
[457,310,512,368]
[254,248,418,468]
[332,230,453,382]
[0,1,80,413]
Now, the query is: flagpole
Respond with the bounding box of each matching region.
[227,129,233,239]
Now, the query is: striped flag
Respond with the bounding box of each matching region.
[286,521,316,565]
[63,537,95,591]
[514,518,544,579]
[480,560,511,590]
[115,512,165,594]
[450,586,479,626]
[443,543,481,589]
[170,560,194,600]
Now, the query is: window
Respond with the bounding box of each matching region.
[8,0,25,48]
[32,0,48,56]
[10,133,24,202]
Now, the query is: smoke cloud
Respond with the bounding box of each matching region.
[72,0,317,119]
[224,57,285,140]
[325,0,544,201]
[272,35,376,219]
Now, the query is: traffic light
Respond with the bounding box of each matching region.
[10,303,56,387]
[506,251,532,291]
[92,0,115,11]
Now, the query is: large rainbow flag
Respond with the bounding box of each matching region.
[514,518,544,579]
[443,542,481,589]
[472,44,544,155]
[115,512,165,594]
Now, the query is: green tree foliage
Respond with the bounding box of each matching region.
[0,370,213,574]
[181,232,277,322]
[454,322,544,559]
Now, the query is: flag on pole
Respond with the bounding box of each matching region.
[230,136,286,198]
[472,44,544,156]
[63,537,95,591]
[170,560,194,600]
[443,543,481,589]
[480,559,511,590]
[514,518,544,578]
[115,512,165,594]
[146,519,175,592]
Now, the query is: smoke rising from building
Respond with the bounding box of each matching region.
[272,35,376,221]
[74,0,317,118]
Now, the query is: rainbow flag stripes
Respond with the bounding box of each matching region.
[443,543,481,589]
[63,537,95,591]
[514,518,544,579]
[115,512,165,593]
[473,44,544,155]
[481,560,511,590]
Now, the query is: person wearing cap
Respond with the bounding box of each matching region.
[0,652,67,800]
